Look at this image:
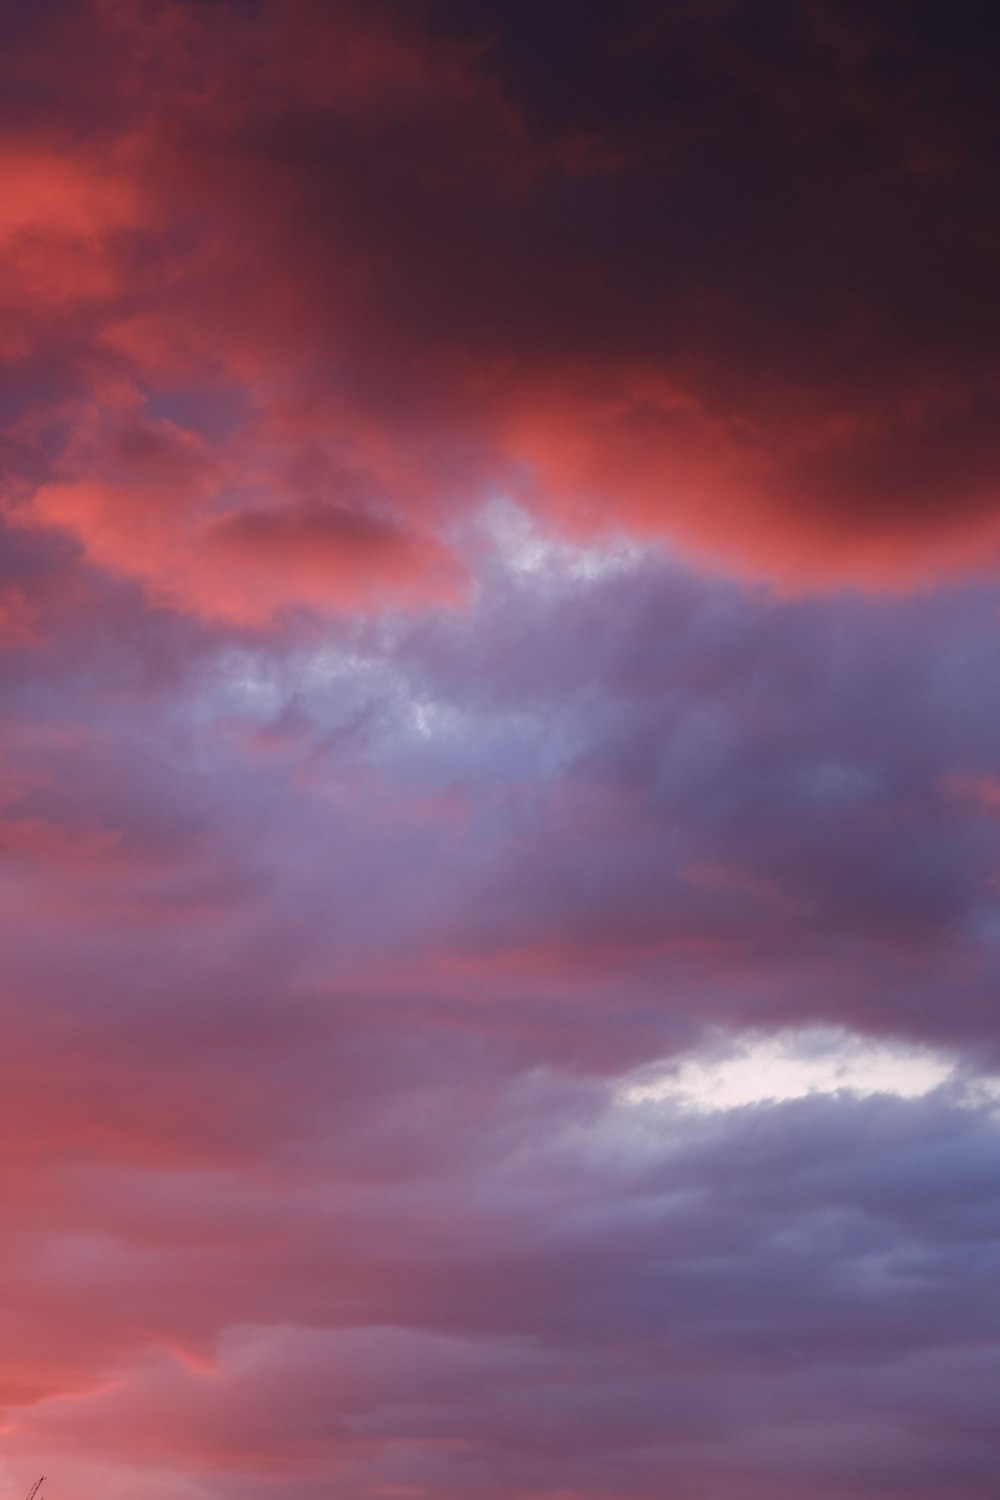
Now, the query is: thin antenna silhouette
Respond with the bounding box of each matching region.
[24,1480,45,1500]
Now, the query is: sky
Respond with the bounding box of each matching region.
[2,2,1000,1497]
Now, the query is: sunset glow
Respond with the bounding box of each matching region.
[2,4,1000,1498]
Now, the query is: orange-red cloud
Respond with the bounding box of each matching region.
[4,0,1000,625]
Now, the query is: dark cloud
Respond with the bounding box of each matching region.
[4,0,1000,611]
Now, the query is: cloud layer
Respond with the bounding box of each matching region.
[2,3,1000,1498]
[2,525,1000,1495]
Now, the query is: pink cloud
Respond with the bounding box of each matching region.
[2,4,1000,1497]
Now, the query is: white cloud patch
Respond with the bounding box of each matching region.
[483,498,645,582]
[619,1027,973,1112]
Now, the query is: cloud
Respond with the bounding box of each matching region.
[4,0,1000,626]
[0,535,997,1496]
[3,5,1000,1497]
[620,1028,964,1111]
[4,1074,1000,1497]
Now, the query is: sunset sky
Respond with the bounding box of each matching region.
[2,3,1000,1497]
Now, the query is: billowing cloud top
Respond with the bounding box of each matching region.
[2,4,1000,1498]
